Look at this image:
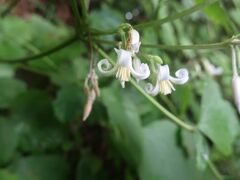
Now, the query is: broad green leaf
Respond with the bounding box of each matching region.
[198,78,239,156]
[0,118,20,165]
[101,85,143,166]
[0,64,15,78]
[89,4,123,30]
[195,133,209,171]
[10,90,67,152]
[50,58,89,86]
[76,154,108,180]
[0,77,26,108]
[10,155,69,180]
[196,0,236,33]
[139,121,211,180]
[29,15,69,48]
[53,85,83,123]
[2,16,32,44]
[0,169,18,180]
[0,40,27,60]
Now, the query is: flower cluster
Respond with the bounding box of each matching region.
[97,28,189,95]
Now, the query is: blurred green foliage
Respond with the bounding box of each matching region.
[0,0,240,180]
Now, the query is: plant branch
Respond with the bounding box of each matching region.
[93,38,237,50]
[70,0,83,33]
[141,41,230,50]
[207,159,223,180]
[94,44,196,132]
[134,0,218,29]
[0,0,20,18]
[0,35,78,63]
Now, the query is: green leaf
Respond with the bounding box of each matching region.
[198,78,239,156]
[0,77,26,108]
[195,133,209,171]
[0,118,20,165]
[196,0,236,33]
[0,169,18,180]
[89,4,123,30]
[53,85,83,123]
[10,155,69,180]
[10,90,67,152]
[139,121,211,180]
[101,85,143,166]
[76,154,108,180]
[29,15,69,48]
[2,16,32,44]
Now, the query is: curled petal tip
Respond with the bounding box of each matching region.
[170,68,189,84]
[145,82,159,96]
[97,59,117,75]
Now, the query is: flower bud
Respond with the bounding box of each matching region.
[232,75,240,113]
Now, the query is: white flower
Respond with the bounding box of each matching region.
[97,48,150,88]
[128,28,141,53]
[145,64,189,96]
[231,45,240,113]
[232,75,240,113]
[202,59,223,76]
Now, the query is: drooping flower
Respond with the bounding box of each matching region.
[231,45,240,113]
[202,59,223,76]
[97,48,150,88]
[145,64,189,96]
[232,75,240,113]
[128,28,141,53]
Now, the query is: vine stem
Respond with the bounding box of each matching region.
[134,0,218,29]
[207,160,223,180]
[0,35,78,63]
[70,0,82,33]
[93,38,234,50]
[94,44,196,132]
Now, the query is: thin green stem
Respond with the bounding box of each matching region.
[95,45,196,132]
[130,80,196,132]
[70,0,83,33]
[80,0,89,22]
[141,41,230,50]
[0,35,78,63]
[90,27,120,36]
[207,160,223,180]
[0,0,20,17]
[94,38,233,50]
[134,0,218,29]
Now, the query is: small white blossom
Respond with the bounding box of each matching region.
[97,48,150,88]
[128,28,141,53]
[231,45,240,113]
[145,64,189,96]
[232,75,240,113]
[202,59,223,76]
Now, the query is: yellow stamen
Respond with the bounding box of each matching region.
[116,66,131,82]
[159,80,175,95]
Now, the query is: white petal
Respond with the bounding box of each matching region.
[129,29,140,45]
[131,58,150,82]
[121,81,125,88]
[114,48,132,67]
[157,64,170,81]
[145,81,160,96]
[97,59,117,75]
[131,42,141,53]
[233,75,240,113]
[203,60,223,76]
[169,68,189,84]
